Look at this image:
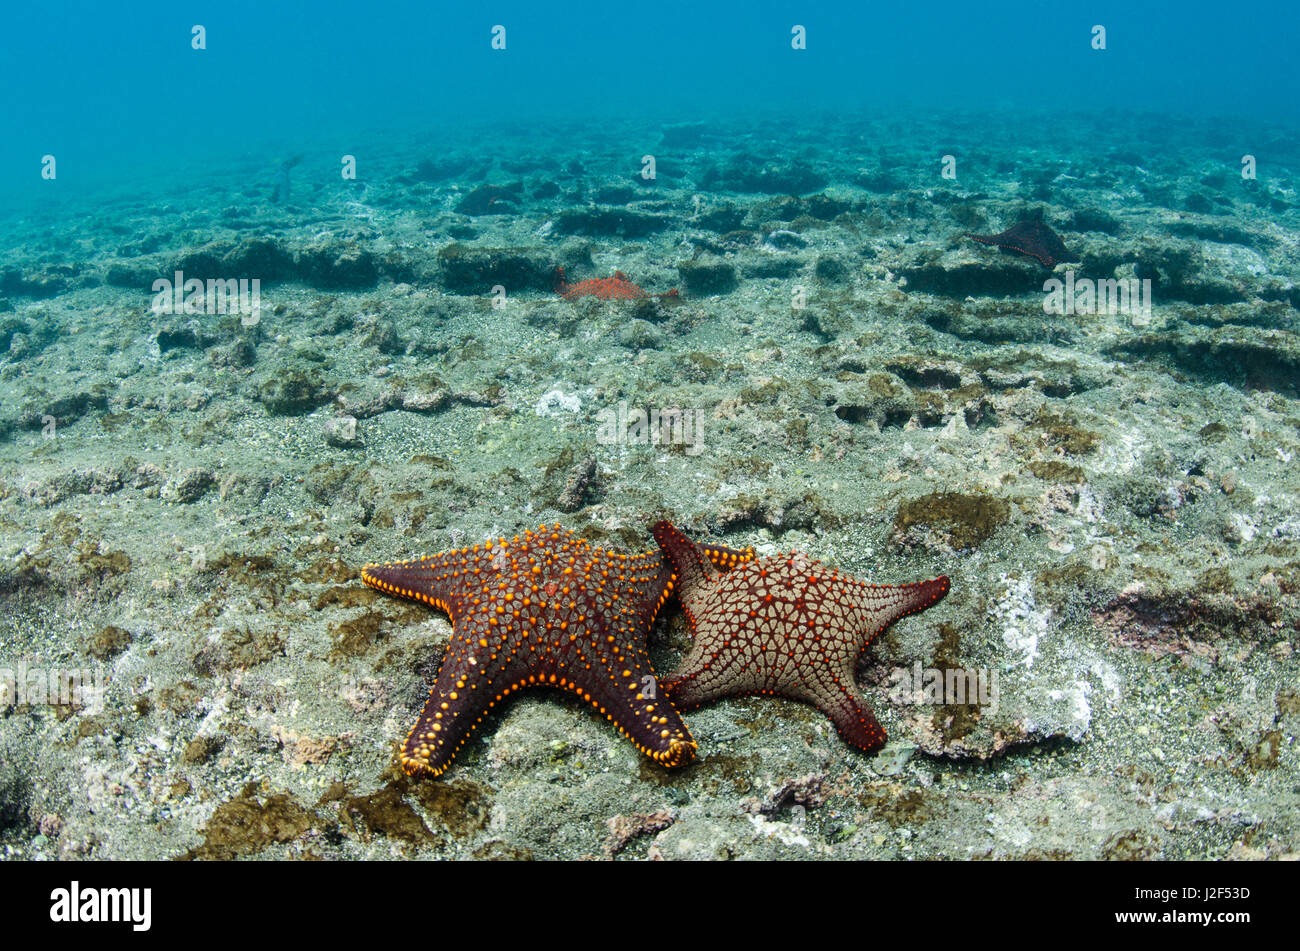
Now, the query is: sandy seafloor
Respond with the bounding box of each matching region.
[1,110,1298,860]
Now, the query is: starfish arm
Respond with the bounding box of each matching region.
[578,637,697,768]
[657,665,714,711]
[400,647,482,777]
[360,553,466,620]
[651,520,724,606]
[401,628,698,776]
[805,681,889,753]
[848,576,950,645]
[633,538,756,622]
[698,539,756,571]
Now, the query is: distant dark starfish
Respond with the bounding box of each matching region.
[965,219,1074,268]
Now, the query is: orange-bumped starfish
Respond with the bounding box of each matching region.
[361,524,753,777]
[553,266,679,301]
[652,521,949,754]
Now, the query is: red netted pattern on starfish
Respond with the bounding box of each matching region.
[361,524,752,777]
[553,266,678,301]
[652,521,949,753]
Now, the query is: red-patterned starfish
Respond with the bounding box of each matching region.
[652,520,949,754]
[361,524,753,777]
[553,266,679,301]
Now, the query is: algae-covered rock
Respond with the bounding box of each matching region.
[182,784,316,860]
[831,372,915,427]
[256,369,335,415]
[554,207,671,238]
[676,256,737,295]
[437,244,555,294]
[88,625,133,660]
[893,491,1012,552]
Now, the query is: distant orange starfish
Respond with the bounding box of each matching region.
[553,266,679,301]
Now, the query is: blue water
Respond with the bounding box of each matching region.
[3,0,1297,209]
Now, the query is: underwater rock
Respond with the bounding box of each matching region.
[700,158,827,195]
[555,453,600,512]
[454,183,523,215]
[225,237,296,281]
[5,332,31,360]
[399,156,475,183]
[800,307,853,340]
[323,415,364,449]
[923,303,1078,345]
[1067,208,1122,235]
[0,315,45,357]
[0,266,67,299]
[615,319,663,351]
[256,369,335,415]
[437,244,555,294]
[88,625,133,661]
[103,261,156,288]
[164,238,296,286]
[362,318,404,355]
[814,255,851,284]
[209,338,257,368]
[531,179,561,199]
[181,784,316,860]
[753,193,853,223]
[893,491,1012,552]
[592,182,636,203]
[743,256,805,279]
[1108,324,1300,397]
[658,122,711,148]
[710,490,830,535]
[171,241,233,277]
[296,241,379,289]
[855,168,905,192]
[676,256,738,295]
[831,372,916,427]
[1128,240,1265,305]
[901,261,1045,298]
[695,204,747,232]
[155,324,214,353]
[162,467,216,504]
[13,390,108,433]
[554,207,672,238]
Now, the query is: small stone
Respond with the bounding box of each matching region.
[556,454,600,512]
[181,735,225,765]
[400,389,451,413]
[163,468,216,503]
[88,625,132,660]
[616,319,663,351]
[323,415,364,449]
